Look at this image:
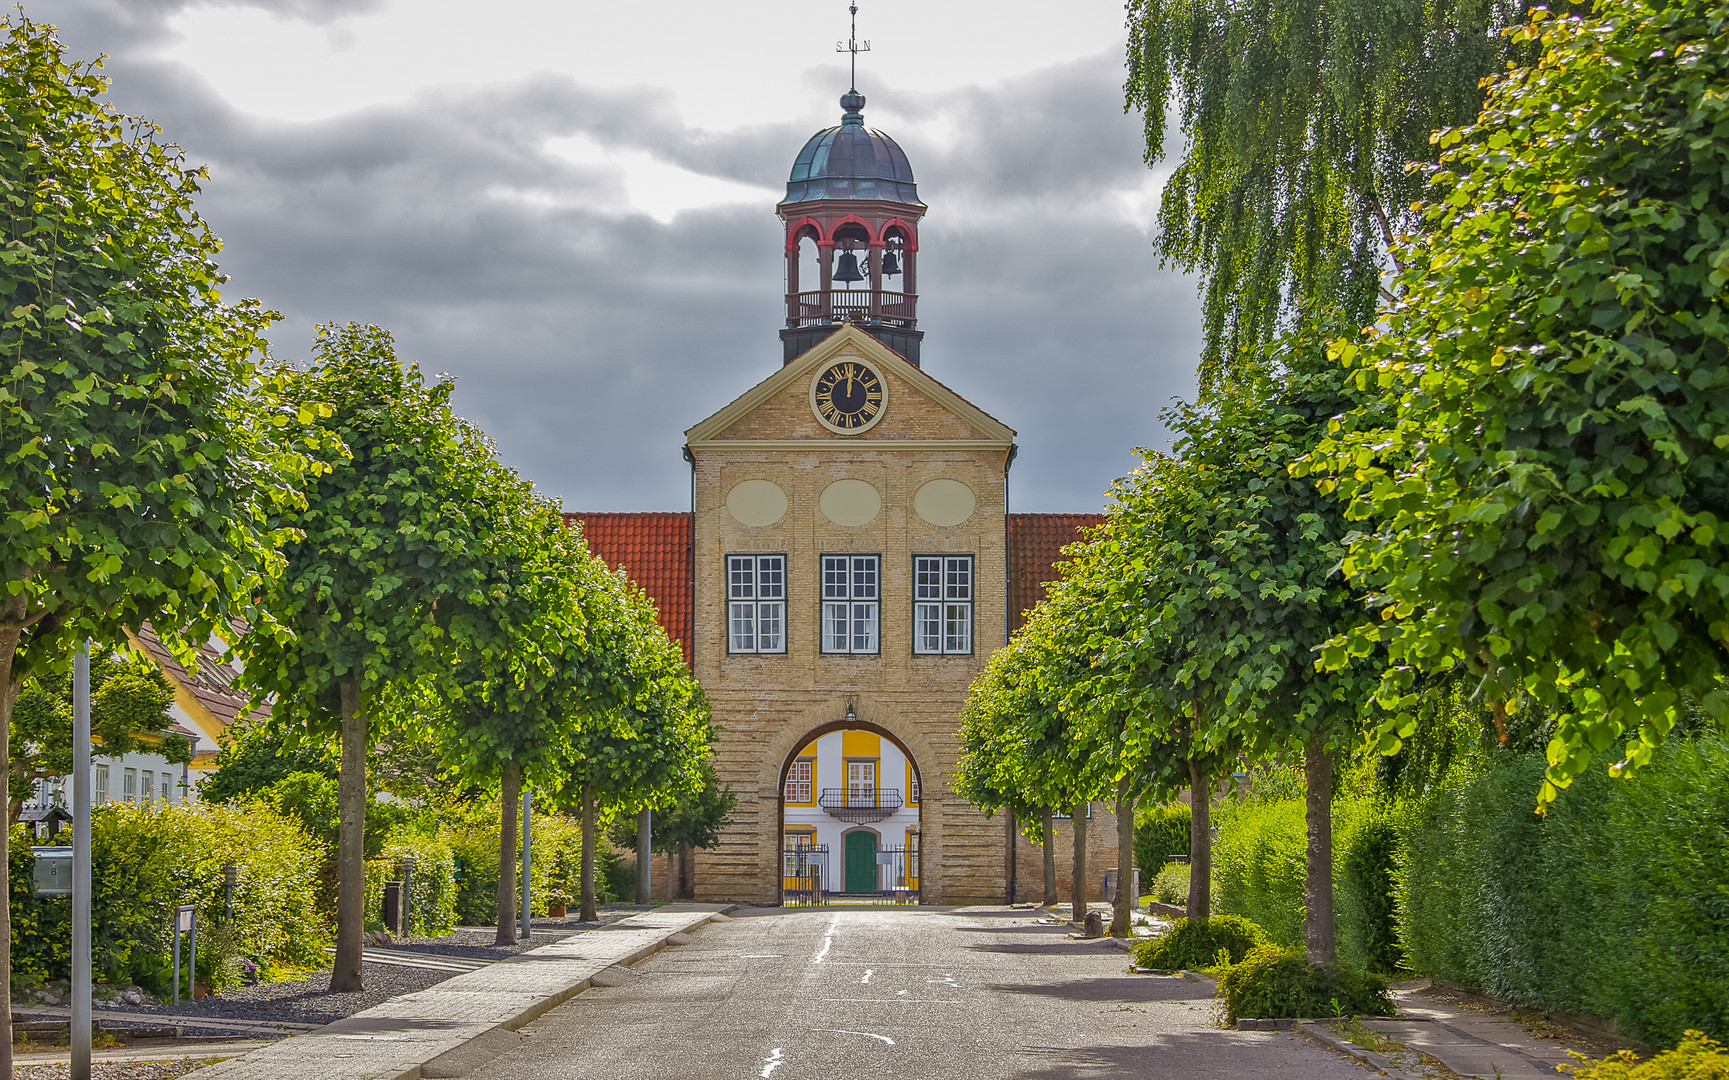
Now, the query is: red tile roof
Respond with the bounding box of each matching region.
[1007,513,1106,632]
[563,512,695,663]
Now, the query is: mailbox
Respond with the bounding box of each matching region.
[31,846,72,897]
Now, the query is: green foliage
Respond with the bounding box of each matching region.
[1217,945,1393,1024]
[363,833,457,937]
[1134,802,1190,873]
[251,771,408,861]
[1304,0,1729,804]
[607,762,737,854]
[200,717,335,805]
[1563,1032,1729,1079]
[435,800,597,925]
[1123,0,1563,389]
[1150,861,1189,906]
[1400,741,1729,1046]
[1214,797,1403,972]
[1213,800,1308,947]
[9,805,326,990]
[1134,914,1268,971]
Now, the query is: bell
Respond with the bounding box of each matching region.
[833,250,865,283]
[881,251,901,277]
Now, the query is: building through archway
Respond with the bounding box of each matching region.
[779,716,921,904]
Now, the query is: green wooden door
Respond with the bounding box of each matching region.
[844,831,878,894]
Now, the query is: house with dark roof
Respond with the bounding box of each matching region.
[564,87,1110,906]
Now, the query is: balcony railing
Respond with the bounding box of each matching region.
[787,290,917,329]
[817,787,904,823]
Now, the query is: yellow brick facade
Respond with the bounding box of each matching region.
[685,326,1017,904]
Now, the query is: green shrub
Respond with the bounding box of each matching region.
[1561,1031,1729,1078]
[1216,945,1393,1023]
[1151,861,1189,906]
[1336,803,1402,973]
[1134,914,1269,971]
[11,803,327,993]
[1134,802,1191,873]
[364,833,458,936]
[1401,740,1729,1047]
[438,801,602,925]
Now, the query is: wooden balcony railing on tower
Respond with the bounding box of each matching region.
[787,290,917,330]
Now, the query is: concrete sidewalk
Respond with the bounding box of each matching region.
[192,905,730,1080]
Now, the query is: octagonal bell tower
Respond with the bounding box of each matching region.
[778,90,926,367]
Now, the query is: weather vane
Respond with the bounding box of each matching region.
[836,2,871,93]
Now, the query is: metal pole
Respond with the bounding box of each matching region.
[189,912,197,1000]
[171,923,180,1005]
[71,642,91,1080]
[635,808,652,903]
[520,789,532,940]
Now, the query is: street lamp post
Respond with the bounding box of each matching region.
[71,642,92,1080]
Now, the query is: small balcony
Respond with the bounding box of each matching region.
[817,787,904,823]
[786,290,917,330]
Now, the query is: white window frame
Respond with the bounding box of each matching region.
[784,758,814,804]
[94,764,109,805]
[122,768,137,805]
[727,554,787,654]
[914,554,974,655]
[821,554,880,654]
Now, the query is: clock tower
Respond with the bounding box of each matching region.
[779,90,925,367]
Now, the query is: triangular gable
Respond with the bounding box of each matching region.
[686,325,1015,449]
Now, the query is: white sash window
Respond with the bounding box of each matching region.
[728,554,786,653]
[822,554,880,654]
[914,555,973,654]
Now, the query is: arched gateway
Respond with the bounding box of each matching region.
[778,715,922,905]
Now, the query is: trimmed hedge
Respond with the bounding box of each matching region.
[1401,743,1729,1047]
[1134,802,1191,874]
[10,803,327,993]
[1134,913,1268,971]
[440,804,610,926]
[1151,861,1189,906]
[1212,797,1401,973]
[1217,945,1393,1024]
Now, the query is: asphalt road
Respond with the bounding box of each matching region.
[468,906,1373,1080]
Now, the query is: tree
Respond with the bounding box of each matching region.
[435,485,591,943]
[232,323,513,992]
[1304,0,1729,806]
[955,603,1097,921]
[1,16,315,1061]
[10,647,188,818]
[557,573,712,922]
[608,761,737,899]
[1123,0,1575,390]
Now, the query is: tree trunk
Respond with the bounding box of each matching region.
[679,843,692,900]
[579,783,598,922]
[1188,757,1212,922]
[1111,780,1135,936]
[1071,802,1089,923]
[0,621,22,1075]
[496,759,520,944]
[331,678,367,992]
[1041,807,1058,906]
[1304,732,1337,968]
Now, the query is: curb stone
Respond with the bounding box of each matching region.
[1297,1018,1429,1080]
[191,905,734,1080]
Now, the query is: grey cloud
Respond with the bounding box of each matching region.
[46,1,1199,514]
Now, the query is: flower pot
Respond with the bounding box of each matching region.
[547,903,567,918]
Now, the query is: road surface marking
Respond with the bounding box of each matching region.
[861,969,873,984]
[812,913,840,964]
[815,1029,895,1046]
[760,1048,784,1077]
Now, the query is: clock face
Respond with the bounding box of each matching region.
[811,360,886,433]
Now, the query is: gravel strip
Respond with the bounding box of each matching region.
[18,1062,218,1080]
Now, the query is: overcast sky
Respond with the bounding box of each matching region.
[43,0,1201,513]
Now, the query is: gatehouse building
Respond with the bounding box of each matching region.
[567,85,1120,906]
